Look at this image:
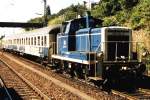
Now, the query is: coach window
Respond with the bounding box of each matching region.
[14,39,15,44]
[34,37,36,45]
[22,38,23,44]
[13,39,14,44]
[19,39,20,44]
[29,38,30,45]
[23,38,25,45]
[18,39,19,44]
[38,36,40,46]
[31,37,33,45]
[22,38,23,45]
[41,36,43,46]
[27,38,28,45]
[13,39,15,44]
[26,38,28,45]
[28,38,30,45]
[20,39,21,45]
[26,38,27,45]
[27,38,29,45]
[19,39,20,45]
[44,36,47,46]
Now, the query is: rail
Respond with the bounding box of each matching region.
[0,59,50,100]
[112,89,150,100]
[139,88,150,95]
[1,53,96,100]
[112,90,136,100]
[0,76,12,100]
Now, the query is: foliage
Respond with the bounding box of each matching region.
[114,10,130,25]
[48,16,64,25]
[119,0,139,10]
[103,16,118,26]
[92,0,121,18]
[26,0,149,33]
[130,0,150,31]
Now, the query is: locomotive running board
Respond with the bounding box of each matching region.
[51,55,97,65]
[88,77,102,81]
[103,60,139,65]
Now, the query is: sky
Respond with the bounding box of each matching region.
[0,0,100,36]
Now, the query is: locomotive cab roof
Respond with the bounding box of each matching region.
[61,16,103,34]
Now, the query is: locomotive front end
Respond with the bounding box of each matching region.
[101,27,146,88]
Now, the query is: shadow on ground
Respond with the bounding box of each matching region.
[0,87,22,100]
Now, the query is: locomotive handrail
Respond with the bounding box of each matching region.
[95,42,101,52]
[103,41,143,43]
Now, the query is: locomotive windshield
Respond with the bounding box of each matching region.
[106,29,131,61]
[62,22,68,33]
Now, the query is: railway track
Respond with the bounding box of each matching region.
[2,52,150,100]
[0,59,50,100]
[16,53,150,100]
[0,52,96,99]
[0,76,12,100]
[21,55,150,100]
[139,88,150,95]
[0,52,127,100]
[112,88,150,100]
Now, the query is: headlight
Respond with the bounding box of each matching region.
[122,66,127,70]
[97,52,103,60]
[121,56,125,59]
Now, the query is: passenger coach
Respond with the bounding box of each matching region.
[3,25,60,61]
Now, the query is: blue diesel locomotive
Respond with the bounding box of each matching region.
[51,15,146,88]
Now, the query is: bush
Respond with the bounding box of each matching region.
[115,10,129,25]
[130,0,150,30]
[103,17,118,26]
[48,16,64,25]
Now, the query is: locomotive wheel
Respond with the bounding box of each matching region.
[55,61,63,74]
[102,78,111,93]
[70,63,75,78]
[74,64,84,79]
[102,66,112,92]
